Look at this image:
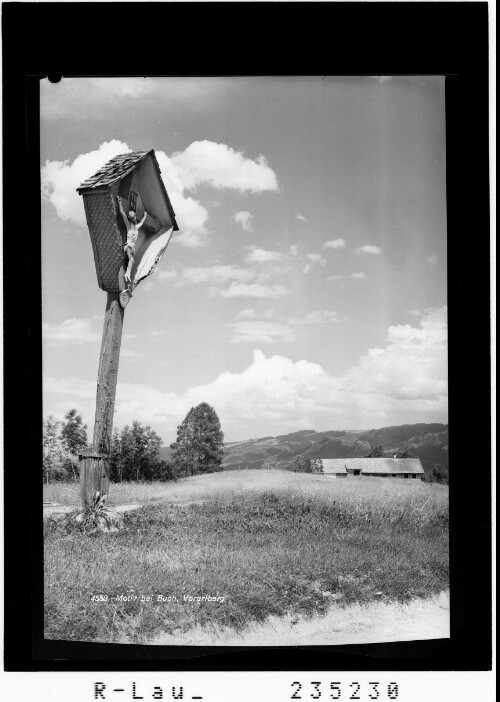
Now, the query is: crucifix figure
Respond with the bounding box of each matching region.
[117,196,148,284]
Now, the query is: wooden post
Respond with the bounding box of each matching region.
[79,452,110,510]
[79,291,124,508]
[93,292,124,455]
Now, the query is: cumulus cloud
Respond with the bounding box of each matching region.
[169,140,279,193]
[229,308,348,343]
[44,307,448,439]
[306,253,326,264]
[154,150,211,248]
[236,308,276,320]
[290,310,348,325]
[339,307,448,418]
[157,262,290,298]
[161,265,258,288]
[234,211,254,232]
[187,349,338,426]
[324,238,346,249]
[245,247,285,264]
[302,252,327,275]
[356,245,382,255]
[214,283,290,299]
[42,139,278,249]
[41,140,131,228]
[236,308,346,327]
[230,321,296,344]
[44,376,190,431]
[42,316,103,345]
[202,306,448,430]
[328,272,366,281]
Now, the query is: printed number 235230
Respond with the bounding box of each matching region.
[291,681,399,700]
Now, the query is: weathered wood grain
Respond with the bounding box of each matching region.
[79,453,109,510]
[79,292,124,508]
[93,292,124,456]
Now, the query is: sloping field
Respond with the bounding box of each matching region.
[44,470,448,645]
[43,469,447,507]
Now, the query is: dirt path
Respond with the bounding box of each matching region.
[149,591,449,647]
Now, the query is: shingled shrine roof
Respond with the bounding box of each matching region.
[77,150,151,191]
[77,149,178,231]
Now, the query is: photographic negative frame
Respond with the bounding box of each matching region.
[1,1,492,697]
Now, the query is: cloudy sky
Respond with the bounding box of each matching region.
[41,76,448,443]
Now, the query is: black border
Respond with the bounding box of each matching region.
[2,2,491,672]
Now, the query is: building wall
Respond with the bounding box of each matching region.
[363,472,424,480]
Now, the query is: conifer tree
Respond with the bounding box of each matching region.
[171,403,224,476]
[60,408,88,454]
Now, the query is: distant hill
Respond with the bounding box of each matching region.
[220,423,448,475]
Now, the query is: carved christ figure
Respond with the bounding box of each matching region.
[117,196,148,284]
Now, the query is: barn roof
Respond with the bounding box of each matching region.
[321,459,347,474]
[77,150,150,190]
[321,458,424,474]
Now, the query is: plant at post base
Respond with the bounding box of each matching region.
[171,403,224,477]
[80,491,112,533]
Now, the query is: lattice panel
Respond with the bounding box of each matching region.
[86,191,124,291]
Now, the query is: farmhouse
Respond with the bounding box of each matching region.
[320,457,425,479]
[360,457,425,479]
[320,459,348,478]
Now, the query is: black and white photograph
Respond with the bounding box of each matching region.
[1,4,493,700]
[40,75,451,647]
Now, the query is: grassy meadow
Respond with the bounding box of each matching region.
[44,470,449,644]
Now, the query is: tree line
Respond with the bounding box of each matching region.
[43,403,224,483]
[43,409,88,483]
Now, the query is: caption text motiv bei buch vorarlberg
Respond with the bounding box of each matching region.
[91,594,227,604]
